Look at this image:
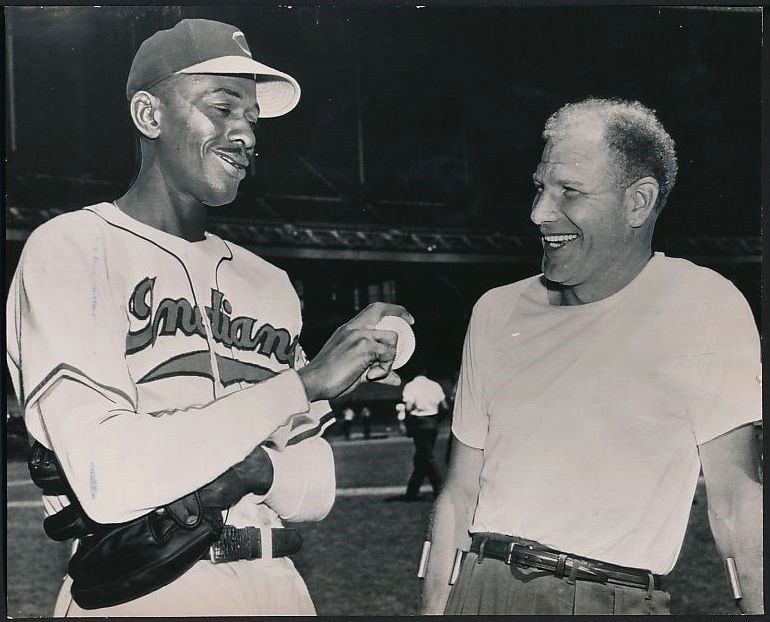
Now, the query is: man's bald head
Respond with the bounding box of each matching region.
[543,98,678,213]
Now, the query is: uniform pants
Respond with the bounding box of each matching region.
[53,557,316,617]
[445,551,671,615]
[406,426,443,498]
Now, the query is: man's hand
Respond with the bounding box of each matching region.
[298,303,414,402]
[699,423,763,614]
[421,437,483,614]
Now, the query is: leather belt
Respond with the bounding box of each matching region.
[204,526,302,563]
[470,534,662,591]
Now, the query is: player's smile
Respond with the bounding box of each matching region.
[214,148,249,179]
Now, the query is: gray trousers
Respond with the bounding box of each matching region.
[444,550,671,615]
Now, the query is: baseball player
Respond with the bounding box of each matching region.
[6,18,412,616]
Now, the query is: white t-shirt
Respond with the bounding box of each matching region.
[452,253,761,574]
[402,375,446,416]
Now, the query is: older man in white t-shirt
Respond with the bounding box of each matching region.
[420,99,762,615]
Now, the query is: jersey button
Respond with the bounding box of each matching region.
[185,515,199,525]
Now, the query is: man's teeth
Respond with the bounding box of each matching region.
[218,153,246,169]
[543,234,578,245]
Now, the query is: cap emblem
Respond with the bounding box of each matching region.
[232,31,251,57]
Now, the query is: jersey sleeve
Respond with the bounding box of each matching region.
[261,437,336,522]
[681,276,761,445]
[7,219,313,524]
[451,295,491,449]
[7,218,138,424]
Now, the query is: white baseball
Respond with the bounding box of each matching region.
[375,315,415,370]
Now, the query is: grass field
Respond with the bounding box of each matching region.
[6,426,740,617]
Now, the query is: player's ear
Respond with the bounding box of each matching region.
[624,176,659,228]
[129,90,162,139]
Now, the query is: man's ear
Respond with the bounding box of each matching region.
[129,91,161,139]
[625,176,660,228]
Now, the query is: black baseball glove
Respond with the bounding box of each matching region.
[28,441,273,609]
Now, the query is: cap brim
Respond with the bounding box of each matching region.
[177,55,300,118]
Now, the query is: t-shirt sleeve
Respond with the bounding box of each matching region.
[451,296,491,449]
[682,276,761,445]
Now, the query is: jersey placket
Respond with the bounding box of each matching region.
[183,243,226,400]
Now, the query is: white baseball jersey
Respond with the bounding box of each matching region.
[7,201,336,616]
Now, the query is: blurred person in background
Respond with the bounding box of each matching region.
[421,98,762,615]
[341,406,356,441]
[387,372,447,502]
[396,402,408,436]
[361,406,372,440]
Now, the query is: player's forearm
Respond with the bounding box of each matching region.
[709,480,763,614]
[421,488,472,614]
[41,371,311,523]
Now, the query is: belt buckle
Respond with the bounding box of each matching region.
[209,540,225,564]
[209,525,237,564]
[505,541,532,565]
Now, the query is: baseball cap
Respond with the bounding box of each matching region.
[126,18,300,118]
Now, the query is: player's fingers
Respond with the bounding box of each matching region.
[367,351,396,381]
[372,370,401,386]
[371,328,399,350]
[369,331,397,370]
[343,328,396,362]
[366,364,387,381]
[350,303,414,327]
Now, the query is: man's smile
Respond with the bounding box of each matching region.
[214,150,249,178]
[541,233,579,249]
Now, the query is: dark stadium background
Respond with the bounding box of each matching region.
[3,5,762,616]
[5,6,761,374]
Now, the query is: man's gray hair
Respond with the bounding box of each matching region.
[543,98,678,212]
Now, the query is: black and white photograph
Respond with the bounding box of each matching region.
[4,4,763,617]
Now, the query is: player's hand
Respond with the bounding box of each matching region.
[298,303,414,401]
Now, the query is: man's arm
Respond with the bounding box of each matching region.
[699,423,763,614]
[37,373,310,524]
[421,436,483,614]
[27,300,408,524]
